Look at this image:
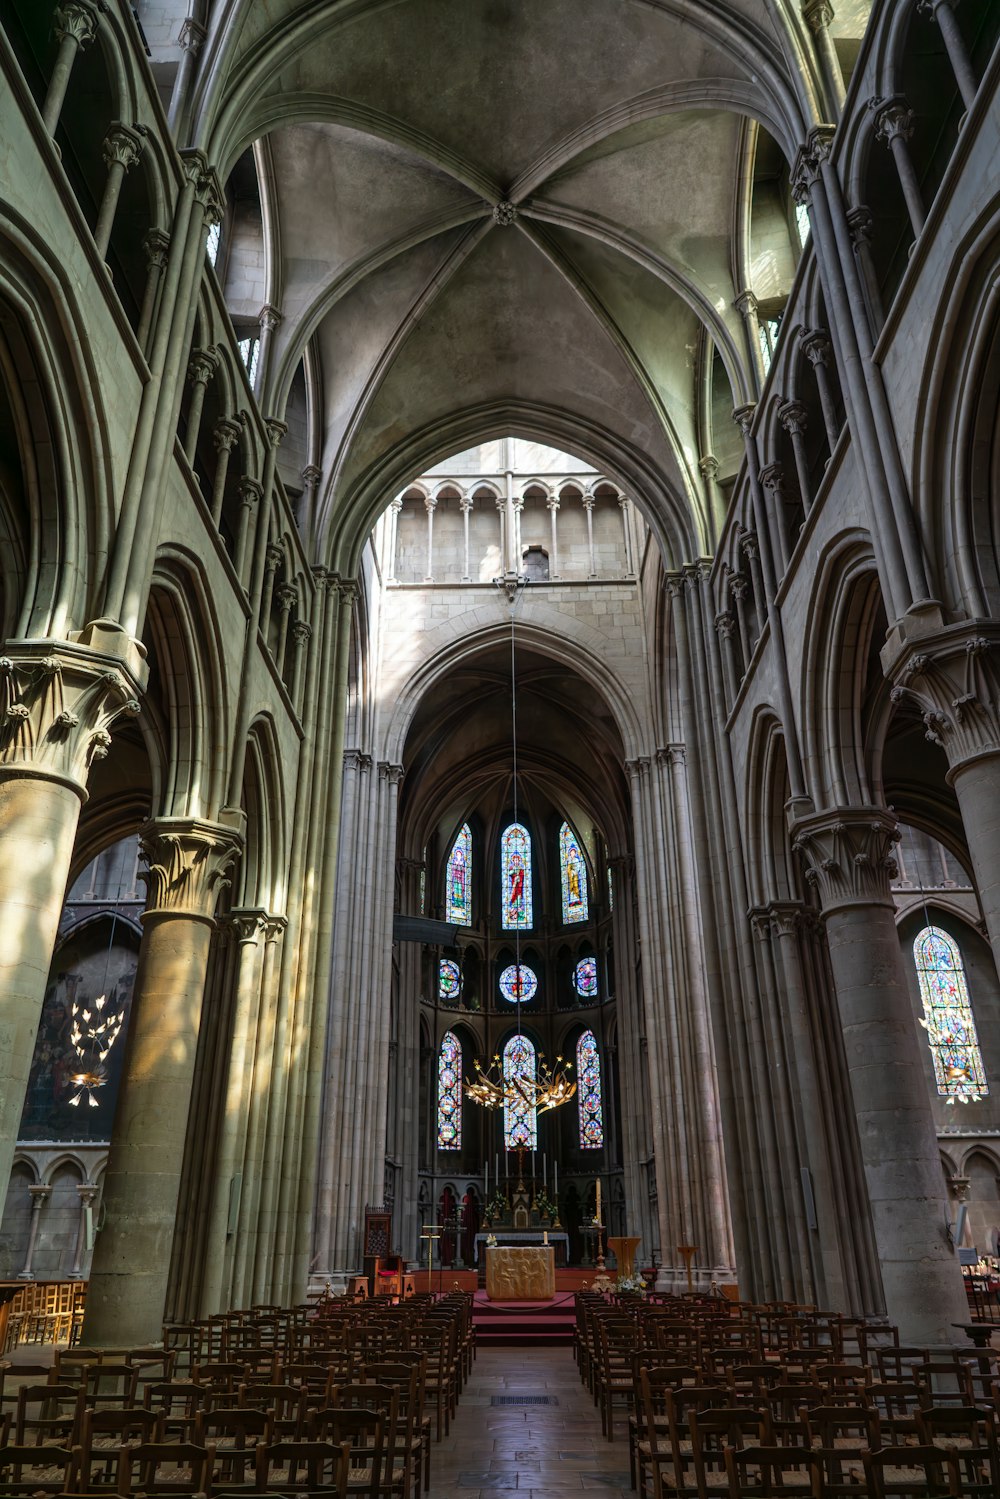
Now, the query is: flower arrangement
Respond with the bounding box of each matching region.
[616,1272,646,1295]
[485,1190,507,1222]
[534,1191,558,1221]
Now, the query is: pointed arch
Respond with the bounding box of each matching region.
[913,925,988,1103]
[559,820,589,924]
[445,822,472,925]
[437,1030,462,1150]
[501,822,532,929]
[577,1029,604,1149]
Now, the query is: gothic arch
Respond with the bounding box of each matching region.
[744,708,798,908]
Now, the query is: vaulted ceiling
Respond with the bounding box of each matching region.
[188,0,872,569]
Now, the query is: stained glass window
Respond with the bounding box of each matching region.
[499,963,538,1004]
[560,822,589,923]
[437,1031,462,1149]
[503,1034,537,1149]
[446,824,472,925]
[501,822,532,929]
[914,926,988,1104]
[574,957,598,998]
[577,1030,604,1148]
[439,959,461,1003]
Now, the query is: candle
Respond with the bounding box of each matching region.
[596,1178,602,1225]
[543,1230,549,1245]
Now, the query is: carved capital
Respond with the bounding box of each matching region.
[759,462,786,497]
[664,572,685,600]
[870,95,915,147]
[624,755,651,781]
[798,327,832,368]
[734,288,759,319]
[424,494,438,513]
[493,200,518,226]
[0,638,145,795]
[276,584,298,615]
[740,530,760,563]
[263,914,288,944]
[948,1175,971,1203]
[698,454,720,481]
[301,464,322,490]
[778,399,809,437]
[802,0,835,30]
[212,417,241,455]
[138,814,245,922]
[76,1183,99,1205]
[265,543,284,576]
[258,303,282,334]
[791,807,900,913]
[889,626,1000,775]
[847,204,875,248]
[715,611,736,641]
[292,621,312,647]
[187,346,219,387]
[28,1184,52,1207]
[53,1,100,49]
[791,125,835,206]
[732,402,757,439]
[228,907,268,945]
[142,227,171,271]
[178,17,207,53]
[238,476,263,509]
[749,900,812,941]
[380,761,405,786]
[729,573,748,603]
[102,122,145,174]
[336,578,360,607]
[265,418,288,449]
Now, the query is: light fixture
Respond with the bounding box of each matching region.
[463,576,576,1118]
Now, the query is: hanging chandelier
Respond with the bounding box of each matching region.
[463,574,576,1119]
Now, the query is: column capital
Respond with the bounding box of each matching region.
[758,461,786,496]
[778,399,809,436]
[847,203,875,247]
[656,743,686,767]
[791,125,836,204]
[733,287,759,318]
[0,635,146,796]
[238,476,263,508]
[379,761,405,786]
[213,417,242,454]
[798,327,832,367]
[76,1182,100,1204]
[664,571,685,599]
[624,755,651,781]
[869,95,915,147]
[888,625,1000,777]
[102,121,145,174]
[740,529,759,562]
[142,227,171,271]
[948,1174,971,1202]
[698,454,720,481]
[802,0,835,30]
[28,1184,53,1204]
[301,464,322,490]
[732,402,757,437]
[178,16,207,53]
[187,346,220,386]
[335,577,360,607]
[292,620,312,647]
[264,913,288,943]
[790,806,900,913]
[276,583,298,613]
[748,899,815,941]
[459,495,473,514]
[227,907,269,945]
[53,1,100,48]
[264,417,288,449]
[265,543,284,576]
[729,573,748,602]
[258,303,282,334]
[546,494,560,511]
[424,493,438,512]
[138,813,245,923]
[715,611,736,641]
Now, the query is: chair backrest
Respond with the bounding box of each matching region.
[725,1444,822,1497]
[255,1437,350,1496]
[14,1382,83,1445]
[115,1439,215,1496]
[801,1402,881,1449]
[0,1443,80,1495]
[863,1443,959,1499]
[308,1407,384,1499]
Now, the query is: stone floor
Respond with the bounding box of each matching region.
[433,1346,633,1497]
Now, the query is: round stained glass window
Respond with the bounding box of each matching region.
[574,957,598,997]
[439,959,462,1001]
[499,963,538,1004]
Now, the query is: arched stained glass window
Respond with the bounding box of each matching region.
[501,823,532,929]
[437,1031,462,1149]
[446,824,472,925]
[914,926,988,1103]
[503,1035,537,1149]
[577,1030,604,1148]
[560,822,589,923]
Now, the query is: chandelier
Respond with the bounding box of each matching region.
[463,572,576,1119]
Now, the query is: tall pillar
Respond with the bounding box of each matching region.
[847,206,885,336]
[274,585,297,677]
[618,496,634,577]
[95,123,145,260]
[918,0,978,111]
[83,813,244,1347]
[758,464,791,578]
[889,628,1000,967]
[779,400,814,513]
[735,288,766,393]
[183,349,219,465]
[791,807,969,1341]
[255,305,282,402]
[234,478,261,586]
[547,496,560,578]
[291,622,312,714]
[424,495,437,581]
[70,1183,98,1279]
[798,329,841,452]
[0,634,145,1198]
[137,230,170,354]
[460,497,472,581]
[210,419,242,528]
[802,0,845,115]
[43,1,99,134]
[386,498,402,583]
[870,97,925,239]
[583,494,597,577]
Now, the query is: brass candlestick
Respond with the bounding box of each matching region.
[590,1218,612,1293]
[677,1244,697,1295]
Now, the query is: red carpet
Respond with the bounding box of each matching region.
[472,1288,576,1346]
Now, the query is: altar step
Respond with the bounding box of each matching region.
[472,1291,576,1347]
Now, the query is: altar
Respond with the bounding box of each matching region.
[485,1244,555,1301]
[473,1230,569,1265]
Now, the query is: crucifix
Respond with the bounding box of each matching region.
[420,1224,442,1295]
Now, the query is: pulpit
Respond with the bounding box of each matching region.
[485,1244,555,1300]
[373,1255,404,1296]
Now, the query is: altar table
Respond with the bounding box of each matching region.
[473,1230,569,1265]
[485,1245,555,1301]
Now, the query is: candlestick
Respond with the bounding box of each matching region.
[596,1178,602,1225]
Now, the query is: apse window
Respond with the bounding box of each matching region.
[501,821,533,929]
[499,962,538,1004]
[914,925,988,1104]
[437,1031,462,1148]
[438,959,462,1004]
[560,821,589,923]
[574,956,598,999]
[577,1029,604,1148]
[445,823,472,925]
[503,1034,537,1148]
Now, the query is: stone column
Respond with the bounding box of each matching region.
[779,400,814,513]
[547,496,560,578]
[460,497,472,581]
[847,206,885,336]
[870,97,925,238]
[299,465,322,544]
[729,574,752,668]
[70,1183,98,1279]
[735,288,766,392]
[387,498,402,583]
[608,855,654,1260]
[291,622,311,714]
[513,496,525,569]
[798,328,841,452]
[715,611,739,703]
[791,807,970,1341]
[739,531,765,644]
[210,419,241,528]
[0,634,145,1198]
[274,585,297,677]
[234,477,262,586]
[260,545,283,636]
[583,494,597,577]
[889,628,1000,967]
[918,0,978,111]
[44,0,99,134]
[802,0,845,114]
[95,123,145,260]
[618,496,634,577]
[167,16,207,135]
[183,348,219,465]
[699,455,723,525]
[255,305,281,401]
[758,463,791,578]
[82,813,244,1347]
[496,496,508,574]
[424,494,437,581]
[18,1185,52,1280]
[137,229,170,354]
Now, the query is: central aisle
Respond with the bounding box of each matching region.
[435,1346,632,1496]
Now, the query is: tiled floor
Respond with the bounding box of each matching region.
[433,1346,633,1497]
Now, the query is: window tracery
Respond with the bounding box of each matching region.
[501,822,532,929]
[560,821,589,923]
[446,823,472,925]
[914,925,988,1103]
[437,1031,462,1148]
[577,1030,604,1148]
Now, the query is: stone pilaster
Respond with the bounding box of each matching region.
[82,812,244,1346]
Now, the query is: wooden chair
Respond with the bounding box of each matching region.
[141,1380,208,1441]
[14,1382,84,1446]
[917,1405,1000,1497]
[690,1408,771,1499]
[800,1404,881,1498]
[236,1381,307,1437]
[194,1406,273,1491]
[308,1408,385,1499]
[863,1444,960,1498]
[724,1445,822,1497]
[0,1443,81,1495]
[255,1438,350,1497]
[114,1439,215,1496]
